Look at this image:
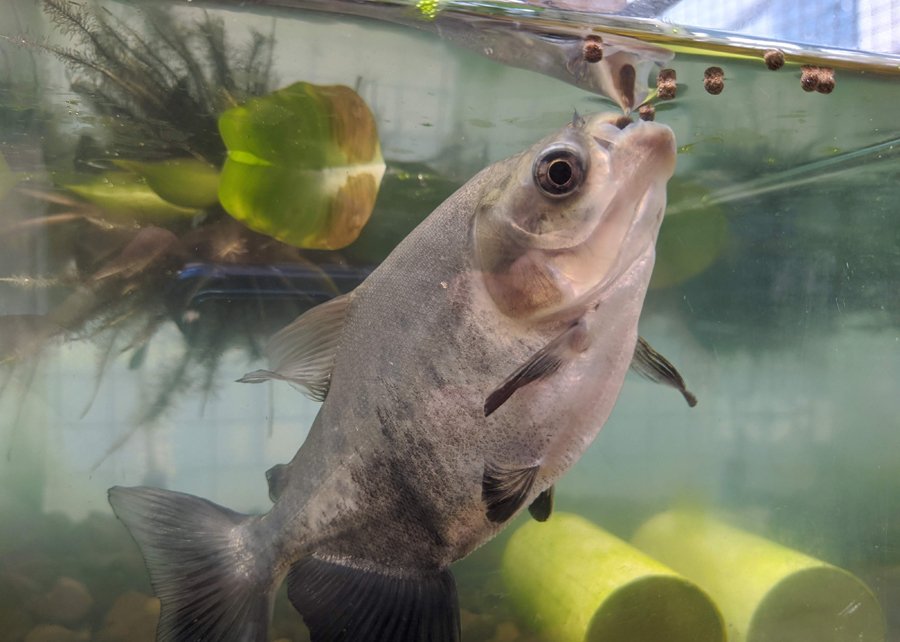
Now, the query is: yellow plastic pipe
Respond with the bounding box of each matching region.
[631,510,885,642]
[501,512,725,642]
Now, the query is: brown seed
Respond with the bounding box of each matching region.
[638,103,655,121]
[764,49,785,70]
[657,68,677,100]
[800,65,819,92]
[815,67,835,93]
[583,35,603,63]
[703,66,725,95]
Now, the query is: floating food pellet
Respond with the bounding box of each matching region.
[583,35,603,63]
[657,68,677,100]
[799,65,835,93]
[703,66,725,95]
[638,103,655,121]
[800,65,819,92]
[764,49,785,70]
[815,66,835,94]
[614,115,633,129]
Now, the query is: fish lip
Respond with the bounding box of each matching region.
[585,115,677,170]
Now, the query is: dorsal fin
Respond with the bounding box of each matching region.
[631,336,697,407]
[238,292,353,401]
[482,463,540,523]
[528,485,554,522]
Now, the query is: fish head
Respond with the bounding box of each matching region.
[474,112,676,321]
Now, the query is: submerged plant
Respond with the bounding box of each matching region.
[0,1,373,460]
[40,0,276,164]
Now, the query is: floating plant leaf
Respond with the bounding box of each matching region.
[0,151,26,201]
[114,159,220,209]
[651,180,729,289]
[66,172,199,221]
[218,82,386,250]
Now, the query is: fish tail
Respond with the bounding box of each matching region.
[108,486,275,642]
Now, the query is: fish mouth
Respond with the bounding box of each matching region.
[587,114,677,172]
[589,115,675,285]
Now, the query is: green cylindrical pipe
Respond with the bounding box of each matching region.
[501,512,725,642]
[631,510,885,642]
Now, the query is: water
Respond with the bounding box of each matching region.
[0,1,898,640]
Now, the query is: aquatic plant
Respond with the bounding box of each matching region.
[0,2,353,456]
[40,0,276,164]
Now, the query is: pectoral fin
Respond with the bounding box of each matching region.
[482,463,540,523]
[484,319,589,417]
[631,336,697,407]
[238,292,353,401]
[528,485,554,522]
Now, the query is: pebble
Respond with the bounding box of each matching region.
[0,603,34,640]
[98,591,160,642]
[28,577,93,625]
[489,621,521,642]
[24,624,88,642]
[460,608,497,640]
[638,103,656,121]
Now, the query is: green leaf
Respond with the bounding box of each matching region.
[0,151,26,201]
[651,180,729,289]
[65,172,199,221]
[114,158,220,209]
[218,82,385,250]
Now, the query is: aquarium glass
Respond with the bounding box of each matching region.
[0,1,897,641]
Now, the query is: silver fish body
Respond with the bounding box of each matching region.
[109,114,677,642]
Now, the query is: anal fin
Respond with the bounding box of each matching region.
[482,463,540,523]
[528,485,554,522]
[631,336,698,407]
[288,555,460,642]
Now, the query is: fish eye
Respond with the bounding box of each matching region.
[533,146,586,198]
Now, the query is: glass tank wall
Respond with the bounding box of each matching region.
[0,1,897,641]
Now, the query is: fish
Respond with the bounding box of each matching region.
[108,112,680,642]
[431,26,673,112]
[204,0,673,112]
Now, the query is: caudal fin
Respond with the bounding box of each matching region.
[108,486,275,642]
